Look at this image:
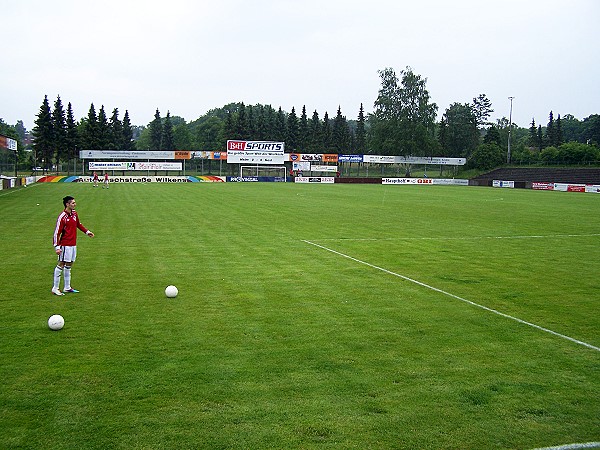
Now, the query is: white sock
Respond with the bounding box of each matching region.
[53,266,63,289]
[64,266,72,290]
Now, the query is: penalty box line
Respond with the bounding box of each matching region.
[302,239,600,353]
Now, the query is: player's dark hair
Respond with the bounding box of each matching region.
[63,196,74,206]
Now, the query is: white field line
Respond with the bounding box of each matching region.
[302,239,600,353]
[0,183,42,197]
[532,443,600,450]
[317,233,600,242]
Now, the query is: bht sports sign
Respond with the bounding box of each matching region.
[227,140,285,165]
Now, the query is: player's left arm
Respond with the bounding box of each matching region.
[77,217,94,237]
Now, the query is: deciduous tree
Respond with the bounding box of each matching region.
[441,103,479,158]
[471,94,494,128]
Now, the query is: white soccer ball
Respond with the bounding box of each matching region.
[48,314,64,331]
[165,285,178,298]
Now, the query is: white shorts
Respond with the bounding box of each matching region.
[57,246,77,263]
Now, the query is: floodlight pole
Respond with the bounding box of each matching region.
[507,96,514,164]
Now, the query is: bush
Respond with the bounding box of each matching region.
[540,142,600,165]
[467,143,505,170]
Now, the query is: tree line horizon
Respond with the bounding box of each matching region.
[2,66,599,171]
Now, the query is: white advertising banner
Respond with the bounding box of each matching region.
[89,162,182,171]
[227,140,285,165]
[406,157,466,165]
[90,162,132,170]
[363,155,466,165]
[382,178,433,185]
[293,161,311,171]
[363,155,397,164]
[493,180,515,188]
[310,165,338,172]
[81,150,183,159]
[292,161,310,172]
[294,177,335,184]
[432,178,469,186]
[136,162,182,171]
[382,178,469,186]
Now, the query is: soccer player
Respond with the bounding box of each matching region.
[102,173,109,189]
[92,171,99,187]
[52,196,95,295]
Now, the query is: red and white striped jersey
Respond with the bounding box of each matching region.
[53,210,89,247]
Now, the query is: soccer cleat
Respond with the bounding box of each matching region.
[63,288,79,294]
[52,288,65,296]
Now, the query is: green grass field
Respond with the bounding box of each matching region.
[1,182,599,449]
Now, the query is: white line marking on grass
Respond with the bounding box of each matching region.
[302,239,600,353]
[0,183,42,197]
[532,443,600,450]
[318,233,600,242]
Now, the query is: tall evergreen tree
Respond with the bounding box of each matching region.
[546,111,556,147]
[528,118,538,148]
[537,125,544,151]
[298,105,309,151]
[81,103,98,150]
[437,117,448,156]
[65,102,78,171]
[264,106,276,140]
[109,108,123,150]
[556,114,563,146]
[255,105,267,140]
[322,112,332,151]
[96,106,110,149]
[356,103,366,154]
[162,111,175,151]
[236,103,248,139]
[32,95,53,170]
[275,107,286,142]
[308,110,321,152]
[332,106,350,153]
[222,109,235,145]
[51,95,67,165]
[246,105,256,140]
[286,107,299,150]
[122,110,135,150]
[149,109,163,150]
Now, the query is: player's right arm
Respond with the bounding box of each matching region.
[53,213,65,253]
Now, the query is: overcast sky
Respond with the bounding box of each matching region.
[2,0,599,132]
